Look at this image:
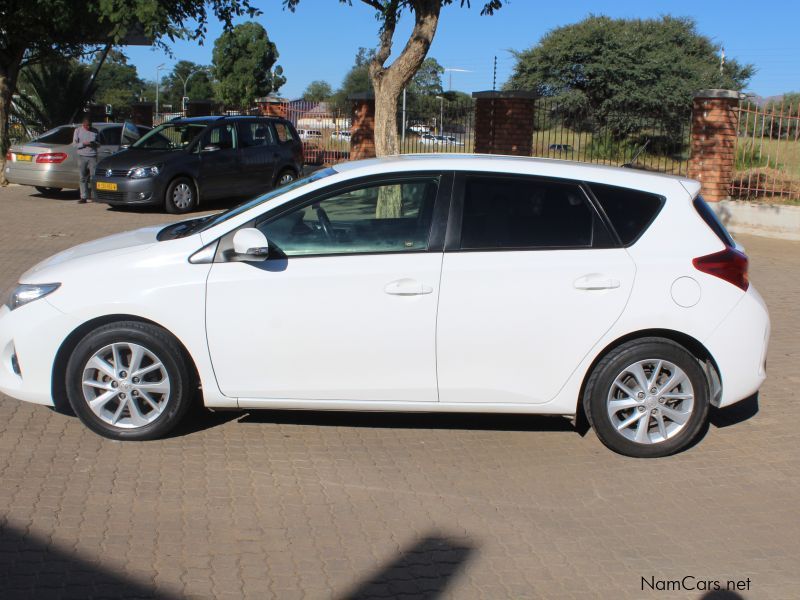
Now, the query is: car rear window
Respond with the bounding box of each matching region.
[693,195,735,247]
[33,126,75,145]
[588,183,664,245]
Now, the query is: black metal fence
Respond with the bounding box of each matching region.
[398,96,475,154]
[530,98,692,176]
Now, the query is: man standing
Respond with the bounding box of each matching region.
[73,116,98,203]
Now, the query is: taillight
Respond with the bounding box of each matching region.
[5,151,11,161]
[693,247,749,291]
[35,152,68,164]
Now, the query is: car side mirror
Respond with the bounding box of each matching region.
[119,144,130,150]
[232,228,269,261]
[202,144,221,153]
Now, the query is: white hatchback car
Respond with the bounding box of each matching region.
[0,155,769,457]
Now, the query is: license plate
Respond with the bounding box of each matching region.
[15,154,32,162]
[96,181,117,191]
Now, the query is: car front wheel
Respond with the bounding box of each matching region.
[584,338,709,458]
[165,177,197,214]
[65,321,194,441]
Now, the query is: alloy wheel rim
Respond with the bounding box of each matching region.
[606,359,694,445]
[279,173,294,185]
[173,183,193,209]
[81,342,171,429]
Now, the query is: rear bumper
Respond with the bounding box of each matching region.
[704,285,770,407]
[4,165,77,189]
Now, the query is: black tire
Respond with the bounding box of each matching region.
[584,338,709,458]
[276,169,296,187]
[164,176,197,214]
[65,321,195,441]
[35,186,63,195]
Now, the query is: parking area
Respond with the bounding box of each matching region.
[0,183,798,599]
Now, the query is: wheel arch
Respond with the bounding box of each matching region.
[274,165,298,187]
[576,328,721,424]
[51,314,201,414]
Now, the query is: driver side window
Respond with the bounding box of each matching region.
[257,178,439,256]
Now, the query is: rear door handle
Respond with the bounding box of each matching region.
[573,275,621,290]
[384,278,433,296]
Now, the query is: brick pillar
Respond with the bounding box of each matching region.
[185,100,213,117]
[472,91,537,155]
[256,97,287,118]
[349,94,375,160]
[130,102,154,127]
[688,89,740,202]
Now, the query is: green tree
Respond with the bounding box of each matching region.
[332,48,375,105]
[408,57,443,97]
[505,15,753,137]
[302,80,333,102]
[13,59,93,134]
[0,0,258,185]
[212,22,285,107]
[162,60,215,109]
[92,50,145,114]
[284,0,502,156]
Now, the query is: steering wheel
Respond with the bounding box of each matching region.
[316,206,334,240]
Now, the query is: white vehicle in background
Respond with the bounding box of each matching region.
[297,129,323,140]
[0,155,769,457]
[330,130,352,141]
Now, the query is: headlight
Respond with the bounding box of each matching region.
[4,283,60,311]
[129,165,160,179]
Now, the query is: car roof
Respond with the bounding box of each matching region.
[167,115,285,125]
[331,154,701,197]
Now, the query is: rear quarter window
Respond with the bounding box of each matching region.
[589,183,664,245]
[693,195,735,247]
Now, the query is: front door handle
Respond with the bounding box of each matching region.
[384,278,433,296]
[573,274,621,290]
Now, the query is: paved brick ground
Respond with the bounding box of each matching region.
[0,184,798,599]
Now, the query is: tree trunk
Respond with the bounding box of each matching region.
[0,55,23,187]
[369,0,441,157]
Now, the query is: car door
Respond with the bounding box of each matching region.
[205,173,451,402]
[436,173,636,404]
[236,120,279,196]
[120,120,142,149]
[97,125,122,161]
[198,123,240,200]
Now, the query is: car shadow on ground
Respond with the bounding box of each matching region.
[709,393,759,428]
[0,521,472,600]
[235,408,575,434]
[31,189,80,201]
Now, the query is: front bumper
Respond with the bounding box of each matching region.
[704,285,770,408]
[0,300,75,406]
[94,177,162,206]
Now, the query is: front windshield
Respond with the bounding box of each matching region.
[195,167,338,235]
[132,122,207,151]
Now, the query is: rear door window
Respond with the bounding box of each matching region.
[273,122,295,142]
[34,126,75,145]
[238,122,276,148]
[588,183,664,245]
[460,176,596,249]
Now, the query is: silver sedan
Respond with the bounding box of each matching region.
[4,122,148,194]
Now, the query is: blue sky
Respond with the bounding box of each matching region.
[123,0,800,99]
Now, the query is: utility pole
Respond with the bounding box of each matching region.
[720,47,725,75]
[492,56,497,92]
[155,63,166,119]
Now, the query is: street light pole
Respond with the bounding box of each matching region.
[155,63,165,119]
[178,69,206,110]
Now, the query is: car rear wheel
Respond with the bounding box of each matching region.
[35,186,63,196]
[276,169,296,186]
[65,321,194,441]
[165,177,197,214]
[584,338,709,458]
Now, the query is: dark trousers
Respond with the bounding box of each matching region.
[78,155,97,200]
